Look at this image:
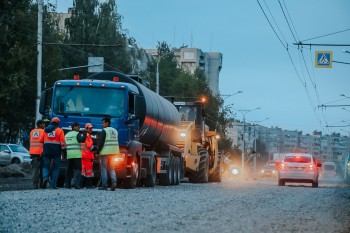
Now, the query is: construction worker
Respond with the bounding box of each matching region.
[41,117,66,189]
[29,119,45,189]
[96,117,118,191]
[79,123,95,188]
[64,122,82,189]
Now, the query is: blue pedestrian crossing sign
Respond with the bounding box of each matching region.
[315,51,332,68]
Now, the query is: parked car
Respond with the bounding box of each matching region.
[277,153,321,188]
[345,155,350,181]
[320,161,337,179]
[0,143,31,166]
[260,160,277,178]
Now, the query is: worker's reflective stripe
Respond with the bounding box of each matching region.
[30,142,43,148]
[66,145,81,150]
[44,141,61,145]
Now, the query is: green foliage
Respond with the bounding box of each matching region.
[63,0,132,78]
[0,1,66,142]
[0,1,39,141]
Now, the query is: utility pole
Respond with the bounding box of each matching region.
[237,107,260,176]
[36,0,43,123]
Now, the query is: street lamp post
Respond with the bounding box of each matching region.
[156,44,187,94]
[238,107,261,176]
[252,118,270,176]
[219,91,243,135]
[36,0,43,123]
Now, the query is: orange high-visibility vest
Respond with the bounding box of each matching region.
[81,133,94,160]
[42,128,66,149]
[29,128,44,155]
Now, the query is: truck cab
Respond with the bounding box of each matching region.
[40,78,140,145]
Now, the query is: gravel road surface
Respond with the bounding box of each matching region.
[1,178,349,233]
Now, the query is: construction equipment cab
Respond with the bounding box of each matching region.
[174,97,222,183]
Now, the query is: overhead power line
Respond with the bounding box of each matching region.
[333,61,350,65]
[44,42,124,47]
[300,28,350,42]
[294,42,350,47]
[278,0,298,43]
[257,0,287,50]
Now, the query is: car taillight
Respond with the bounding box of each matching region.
[308,164,315,171]
[278,163,286,170]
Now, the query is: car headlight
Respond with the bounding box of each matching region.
[231,168,239,176]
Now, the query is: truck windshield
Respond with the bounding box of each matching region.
[53,86,126,117]
[178,106,196,121]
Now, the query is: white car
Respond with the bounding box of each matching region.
[0,143,32,165]
[320,161,337,179]
[277,153,321,188]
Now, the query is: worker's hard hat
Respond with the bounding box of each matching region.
[51,117,60,123]
[85,123,93,129]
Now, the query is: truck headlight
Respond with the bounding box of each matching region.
[113,153,125,162]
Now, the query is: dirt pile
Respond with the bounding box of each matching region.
[0,163,32,178]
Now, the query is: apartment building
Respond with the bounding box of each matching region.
[146,48,223,96]
[227,119,350,163]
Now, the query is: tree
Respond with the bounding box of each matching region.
[63,0,132,78]
[0,0,63,143]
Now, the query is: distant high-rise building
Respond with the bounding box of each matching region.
[146,48,222,96]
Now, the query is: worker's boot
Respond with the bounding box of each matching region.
[111,182,117,191]
[79,175,85,189]
[72,170,81,189]
[86,177,93,189]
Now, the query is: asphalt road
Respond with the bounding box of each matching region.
[1,176,349,233]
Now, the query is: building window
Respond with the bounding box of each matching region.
[184,52,194,60]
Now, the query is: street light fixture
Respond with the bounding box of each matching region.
[342,108,350,113]
[156,44,188,94]
[252,117,270,125]
[221,91,243,100]
[237,107,261,176]
[340,94,350,99]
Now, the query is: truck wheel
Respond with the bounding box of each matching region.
[208,153,223,182]
[123,163,139,189]
[173,157,180,185]
[278,179,285,186]
[159,157,174,186]
[143,155,156,187]
[188,149,209,183]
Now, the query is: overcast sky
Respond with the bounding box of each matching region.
[56,0,350,136]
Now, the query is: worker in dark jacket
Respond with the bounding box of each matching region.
[40,117,66,189]
[96,117,118,191]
